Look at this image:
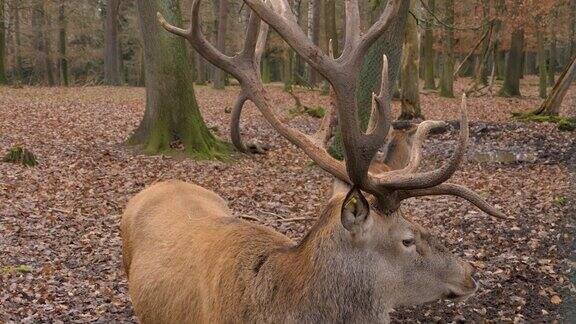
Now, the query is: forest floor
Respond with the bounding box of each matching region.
[1,77,575,323]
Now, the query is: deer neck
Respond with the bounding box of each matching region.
[254,207,392,322]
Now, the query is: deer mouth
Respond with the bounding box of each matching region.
[444,277,478,302]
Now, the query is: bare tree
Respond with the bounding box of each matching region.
[422,0,435,90]
[58,0,69,86]
[307,0,320,86]
[532,55,576,116]
[32,0,55,86]
[439,0,454,98]
[499,29,524,97]
[130,0,227,158]
[11,0,22,82]
[213,0,228,89]
[399,0,422,120]
[104,0,122,85]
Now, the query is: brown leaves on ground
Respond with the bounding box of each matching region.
[0,77,575,322]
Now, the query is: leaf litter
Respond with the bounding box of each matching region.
[0,78,574,322]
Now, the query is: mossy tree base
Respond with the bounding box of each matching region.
[512,112,576,132]
[3,146,38,166]
[131,0,229,161]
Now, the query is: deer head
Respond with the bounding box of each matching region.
[153,0,506,317]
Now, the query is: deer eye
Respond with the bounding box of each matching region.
[402,238,416,248]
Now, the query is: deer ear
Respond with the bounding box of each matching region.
[340,187,371,232]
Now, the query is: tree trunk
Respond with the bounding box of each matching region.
[13,1,22,82]
[473,0,490,86]
[213,0,228,89]
[196,55,208,85]
[325,0,338,56]
[130,0,228,159]
[570,0,576,57]
[496,50,505,80]
[33,0,55,86]
[524,52,537,75]
[0,0,7,84]
[499,29,524,97]
[532,55,576,116]
[400,0,422,120]
[494,0,505,80]
[536,27,547,99]
[58,0,69,86]
[321,0,338,94]
[307,0,321,86]
[262,56,271,84]
[330,1,410,159]
[548,11,557,85]
[282,48,293,91]
[104,0,122,85]
[439,0,455,98]
[423,0,436,90]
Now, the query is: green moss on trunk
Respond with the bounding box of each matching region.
[131,0,229,160]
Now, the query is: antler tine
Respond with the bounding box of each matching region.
[161,0,349,182]
[366,55,391,135]
[379,120,448,177]
[341,55,391,187]
[231,92,250,153]
[230,12,270,154]
[372,94,469,190]
[398,183,508,219]
[312,38,337,148]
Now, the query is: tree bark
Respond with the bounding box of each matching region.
[473,0,490,86]
[423,0,436,90]
[307,0,321,86]
[130,0,228,159]
[32,0,55,86]
[439,0,455,98]
[548,10,557,85]
[570,0,576,57]
[494,0,505,80]
[532,54,576,116]
[58,0,69,86]
[524,52,537,75]
[325,0,338,56]
[536,26,547,99]
[0,0,7,84]
[400,0,422,120]
[499,29,524,97]
[213,0,228,89]
[104,0,122,85]
[12,1,22,82]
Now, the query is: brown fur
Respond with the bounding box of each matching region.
[381,125,417,170]
[122,179,477,323]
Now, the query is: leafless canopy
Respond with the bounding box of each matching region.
[158,0,505,218]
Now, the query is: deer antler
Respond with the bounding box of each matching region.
[159,0,505,219]
[158,0,349,182]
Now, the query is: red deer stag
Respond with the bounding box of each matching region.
[121,0,506,322]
